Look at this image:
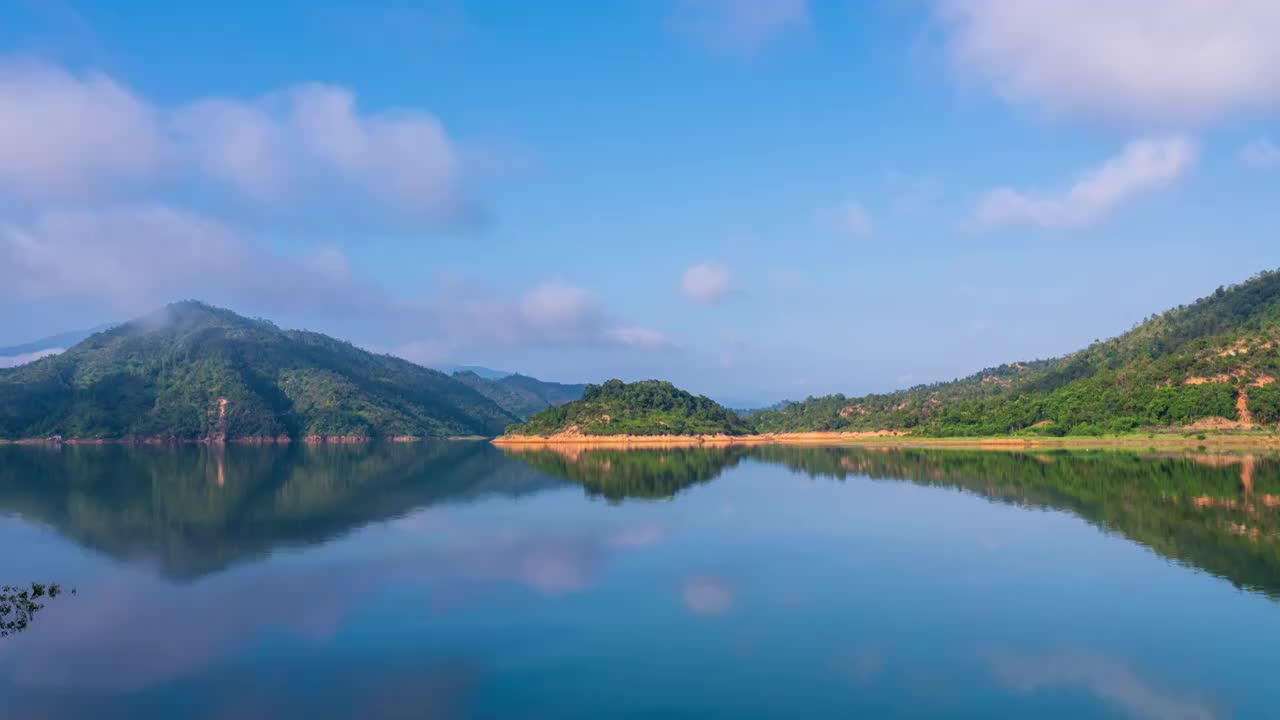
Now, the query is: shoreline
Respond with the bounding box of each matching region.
[6,431,1278,451]
[491,430,904,446]
[0,434,489,446]
[493,430,1280,450]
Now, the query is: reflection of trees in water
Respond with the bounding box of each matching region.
[502,445,750,500]
[515,444,1280,601]
[1,582,70,638]
[0,442,563,579]
[6,441,1280,604]
[752,446,1280,597]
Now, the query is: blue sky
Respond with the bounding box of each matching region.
[1,1,1278,405]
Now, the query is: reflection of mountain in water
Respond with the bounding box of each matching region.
[500,445,750,500]
[513,444,1280,600]
[0,442,564,579]
[8,441,1280,601]
[752,446,1280,598]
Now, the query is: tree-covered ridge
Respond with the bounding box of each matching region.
[752,269,1280,436]
[451,370,585,420]
[0,301,517,440]
[505,379,753,436]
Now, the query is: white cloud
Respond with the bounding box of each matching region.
[606,325,671,349]
[389,282,670,362]
[519,284,601,341]
[976,136,1195,229]
[938,0,1280,124]
[1240,137,1280,169]
[0,60,166,197]
[838,201,873,237]
[0,206,669,360]
[171,97,290,202]
[671,0,808,55]
[681,261,731,304]
[0,204,376,314]
[0,59,468,219]
[0,348,63,368]
[0,58,665,362]
[286,83,461,215]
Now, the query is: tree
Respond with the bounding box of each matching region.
[0,582,72,638]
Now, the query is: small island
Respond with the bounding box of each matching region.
[494,379,755,444]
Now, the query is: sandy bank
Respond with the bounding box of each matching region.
[493,429,1280,450]
[0,434,487,446]
[492,430,907,446]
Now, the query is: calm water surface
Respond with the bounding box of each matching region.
[2,442,1279,718]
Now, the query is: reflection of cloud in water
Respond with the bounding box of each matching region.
[990,648,1220,720]
[850,644,884,685]
[607,524,664,549]
[0,521,664,692]
[516,542,593,594]
[682,576,734,616]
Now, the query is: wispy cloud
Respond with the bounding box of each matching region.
[938,0,1280,125]
[0,206,667,361]
[1240,137,1280,169]
[0,348,63,368]
[989,648,1219,720]
[670,0,808,56]
[681,575,734,616]
[819,198,870,238]
[976,136,1195,229]
[0,60,166,198]
[681,261,731,304]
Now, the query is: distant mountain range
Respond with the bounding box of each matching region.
[432,364,512,380]
[452,370,585,420]
[0,325,113,369]
[0,302,582,441]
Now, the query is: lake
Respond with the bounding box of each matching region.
[2,442,1278,719]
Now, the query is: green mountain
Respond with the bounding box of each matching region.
[504,379,752,437]
[753,270,1280,436]
[452,370,586,420]
[0,301,517,440]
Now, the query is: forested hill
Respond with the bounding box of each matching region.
[451,371,585,420]
[504,379,753,437]
[752,270,1280,436]
[0,302,517,441]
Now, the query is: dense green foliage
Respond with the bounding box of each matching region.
[505,379,753,436]
[452,371,585,419]
[0,302,516,440]
[752,270,1280,436]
